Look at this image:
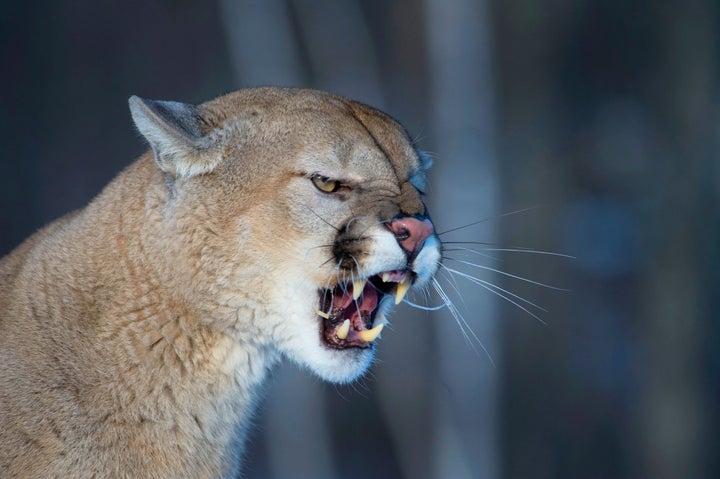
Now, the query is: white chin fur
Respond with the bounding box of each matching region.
[292,343,375,384]
[279,313,376,384]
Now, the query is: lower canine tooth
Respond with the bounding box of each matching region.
[337,319,350,340]
[358,323,384,342]
[394,275,411,304]
[352,279,367,300]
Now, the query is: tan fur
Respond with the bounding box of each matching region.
[0,88,438,478]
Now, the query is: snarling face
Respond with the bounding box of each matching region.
[247,96,441,383]
[132,88,441,383]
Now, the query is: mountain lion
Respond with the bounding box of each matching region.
[0,88,440,477]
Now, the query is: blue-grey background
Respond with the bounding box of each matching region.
[1,1,717,478]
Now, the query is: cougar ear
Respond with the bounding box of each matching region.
[417,150,433,170]
[129,95,221,178]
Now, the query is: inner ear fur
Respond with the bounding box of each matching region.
[129,96,222,179]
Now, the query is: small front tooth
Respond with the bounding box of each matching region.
[336,319,350,340]
[358,323,384,342]
[394,275,411,305]
[382,272,391,283]
[316,310,330,319]
[352,279,367,300]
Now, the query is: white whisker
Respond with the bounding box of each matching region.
[444,257,570,291]
[459,246,575,259]
[431,278,495,366]
[439,265,547,312]
[439,265,547,324]
[441,246,500,262]
[436,206,540,236]
[419,284,436,310]
[431,278,473,346]
[436,265,467,310]
[401,298,446,311]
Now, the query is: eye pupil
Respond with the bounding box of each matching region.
[312,174,341,193]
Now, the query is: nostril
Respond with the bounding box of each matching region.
[394,227,410,241]
[386,216,435,256]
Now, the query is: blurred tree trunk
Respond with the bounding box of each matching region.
[291,0,384,106]
[637,2,716,477]
[423,0,500,478]
[491,2,569,476]
[219,0,304,87]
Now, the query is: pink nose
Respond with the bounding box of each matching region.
[386,217,434,257]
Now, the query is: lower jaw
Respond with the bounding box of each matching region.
[320,307,387,350]
[319,295,394,350]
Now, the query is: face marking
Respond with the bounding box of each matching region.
[344,105,402,185]
[342,101,423,187]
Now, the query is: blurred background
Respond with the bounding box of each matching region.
[1,1,718,478]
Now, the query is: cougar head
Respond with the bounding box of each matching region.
[129,88,440,383]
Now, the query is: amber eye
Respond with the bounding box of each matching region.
[311,174,342,193]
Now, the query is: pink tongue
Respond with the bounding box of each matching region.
[359,286,378,312]
[332,282,378,313]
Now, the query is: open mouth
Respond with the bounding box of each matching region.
[316,270,412,349]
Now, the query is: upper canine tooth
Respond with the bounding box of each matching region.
[381,272,391,283]
[316,310,330,319]
[337,319,350,340]
[352,279,367,300]
[358,323,384,342]
[394,275,411,305]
